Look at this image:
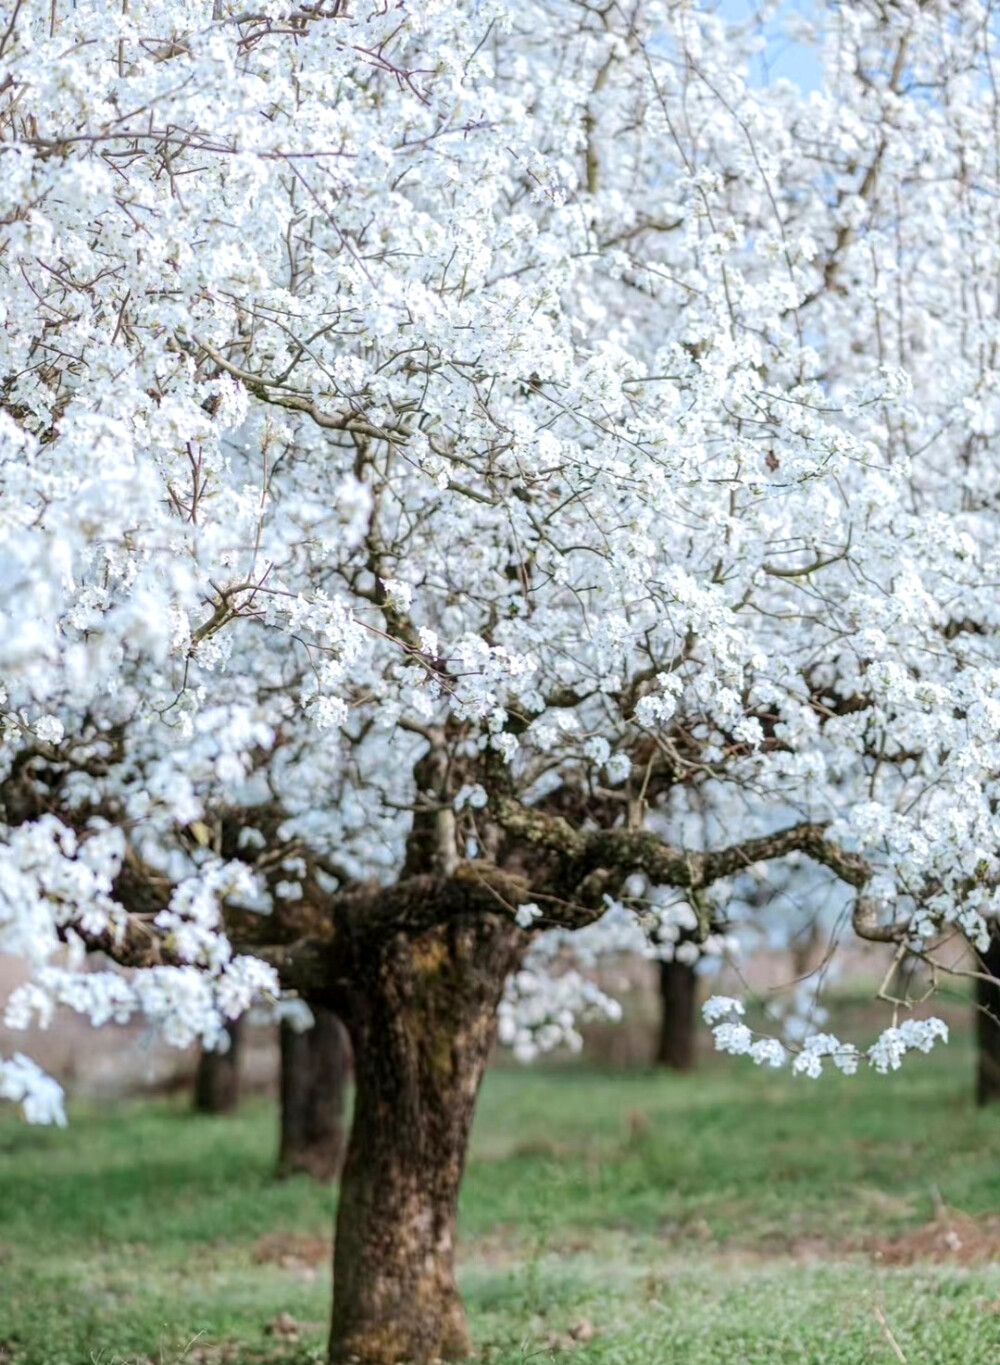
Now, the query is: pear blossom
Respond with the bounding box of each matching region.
[2,0,1000,1352]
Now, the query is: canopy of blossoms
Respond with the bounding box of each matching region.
[2,0,998,1120]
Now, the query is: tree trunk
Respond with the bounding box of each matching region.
[277,1005,351,1182]
[976,932,1000,1105]
[193,1017,243,1115]
[790,917,822,979]
[328,915,523,1365]
[655,957,697,1071]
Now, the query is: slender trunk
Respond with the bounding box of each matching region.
[193,1017,243,1115]
[329,916,523,1365]
[655,958,697,1071]
[277,1005,351,1182]
[976,933,1000,1105]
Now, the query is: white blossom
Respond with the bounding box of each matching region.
[0,0,996,1120]
[0,1054,66,1126]
[703,996,746,1025]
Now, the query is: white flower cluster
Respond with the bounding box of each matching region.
[0,1053,66,1126]
[702,995,746,1025]
[453,784,488,813]
[702,998,788,1068]
[5,956,279,1052]
[153,860,261,970]
[0,818,125,967]
[649,894,737,966]
[702,998,949,1078]
[498,967,623,1063]
[792,1033,860,1078]
[868,1018,950,1074]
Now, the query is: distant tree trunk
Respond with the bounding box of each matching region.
[976,932,1000,1105]
[193,1018,243,1115]
[277,1005,352,1182]
[790,917,822,979]
[656,958,697,1071]
[328,915,523,1365]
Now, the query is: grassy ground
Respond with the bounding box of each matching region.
[3,1013,1000,1365]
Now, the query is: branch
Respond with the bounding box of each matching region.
[495,797,870,900]
[185,335,407,444]
[325,862,532,938]
[701,825,868,889]
[852,896,909,945]
[250,938,333,995]
[494,797,585,858]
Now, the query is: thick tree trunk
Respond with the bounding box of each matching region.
[976,933,1000,1105]
[193,1017,243,1115]
[277,1005,351,1182]
[328,915,523,1365]
[655,958,697,1071]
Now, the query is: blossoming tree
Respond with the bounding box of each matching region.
[3,0,1000,1359]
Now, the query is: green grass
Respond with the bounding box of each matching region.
[3,1018,1000,1364]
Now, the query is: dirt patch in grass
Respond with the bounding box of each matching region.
[183,1338,319,1365]
[873,1209,1000,1265]
[723,1233,858,1262]
[252,1231,331,1269]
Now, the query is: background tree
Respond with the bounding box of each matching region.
[193,1018,243,1116]
[977,931,1000,1106]
[3,2,1000,1362]
[277,1005,351,1182]
[655,957,699,1072]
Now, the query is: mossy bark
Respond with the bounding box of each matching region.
[329,915,522,1365]
[655,958,697,1071]
[277,1005,351,1182]
[977,932,1000,1105]
[193,1017,243,1114]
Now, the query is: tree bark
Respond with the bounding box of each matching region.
[655,958,698,1071]
[328,915,523,1365]
[193,1017,243,1115]
[976,932,1000,1105]
[277,1005,352,1182]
